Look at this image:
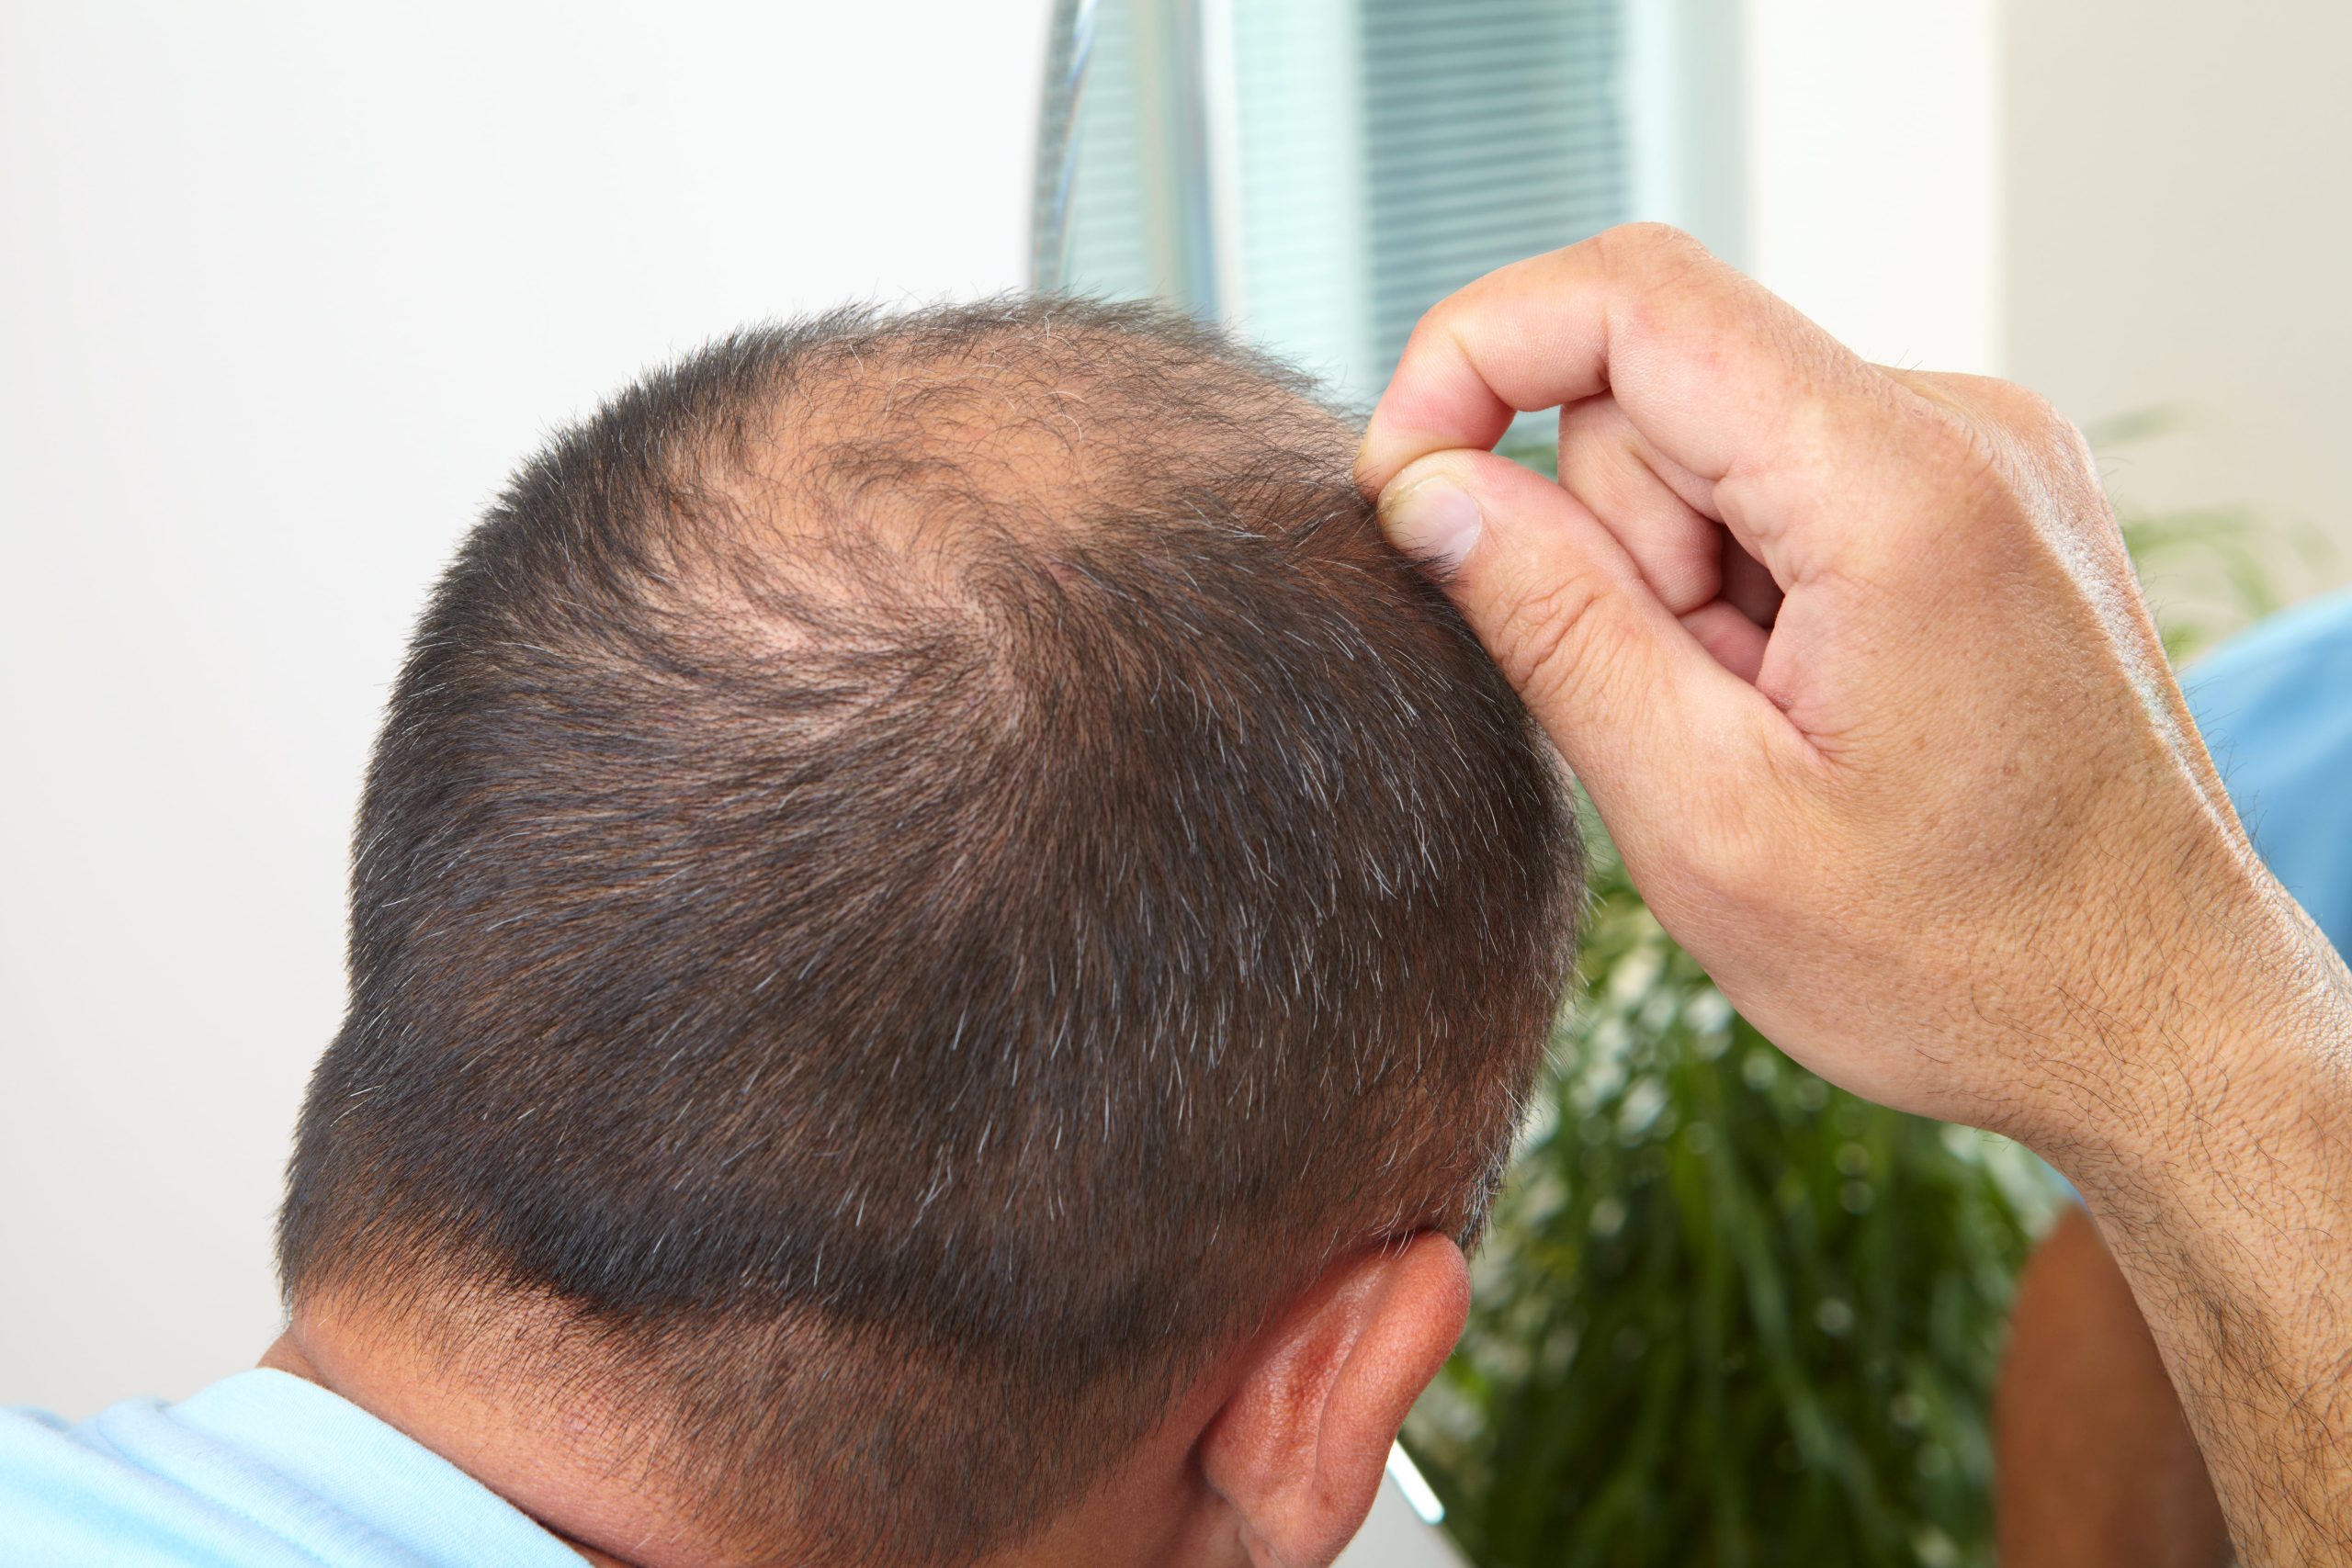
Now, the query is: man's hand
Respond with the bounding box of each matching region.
[1360,223,2352,1563]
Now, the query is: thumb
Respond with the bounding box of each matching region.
[1374,447,1784,824]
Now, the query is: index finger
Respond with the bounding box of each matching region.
[1357,224,1908,586]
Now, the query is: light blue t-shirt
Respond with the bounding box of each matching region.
[2181,588,2352,956]
[0,1369,578,1566]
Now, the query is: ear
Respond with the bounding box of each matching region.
[1197,1233,1471,1568]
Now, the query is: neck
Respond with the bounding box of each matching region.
[257,1323,658,1568]
[259,1297,1241,1568]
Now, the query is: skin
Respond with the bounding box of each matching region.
[1358,222,2352,1565]
[1996,1207,2232,1567]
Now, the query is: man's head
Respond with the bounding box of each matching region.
[277,299,1582,1566]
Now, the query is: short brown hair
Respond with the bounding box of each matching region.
[278,298,1582,1564]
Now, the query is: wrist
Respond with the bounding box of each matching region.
[2034,857,2352,1229]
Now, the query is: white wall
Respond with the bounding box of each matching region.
[1740,0,2001,375]
[2003,0,2352,602]
[0,0,1041,1417]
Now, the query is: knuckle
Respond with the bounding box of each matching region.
[1406,288,1487,378]
[2041,408,2102,484]
[1903,386,2125,568]
[1591,222,1721,346]
[1595,223,1711,296]
[1947,378,2089,464]
[1953,380,2106,500]
[1988,380,2079,449]
[1895,380,2029,498]
[1600,220,1709,265]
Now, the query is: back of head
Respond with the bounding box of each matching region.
[279,298,1582,1564]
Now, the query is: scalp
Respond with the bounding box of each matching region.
[658,298,1352,562]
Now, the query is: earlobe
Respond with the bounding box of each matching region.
[1199,1234,1471,1568]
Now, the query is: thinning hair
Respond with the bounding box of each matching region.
[278,297,1583,1565]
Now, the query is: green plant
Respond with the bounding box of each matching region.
[1401,420,2283,1566]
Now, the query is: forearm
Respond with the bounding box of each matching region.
[2052,878,2352,1565]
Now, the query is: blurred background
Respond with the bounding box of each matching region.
[3,3,2345,1563]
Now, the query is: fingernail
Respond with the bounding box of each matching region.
[1378,478,1484,575]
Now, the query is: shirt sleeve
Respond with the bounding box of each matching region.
[2181,588,2352,961]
